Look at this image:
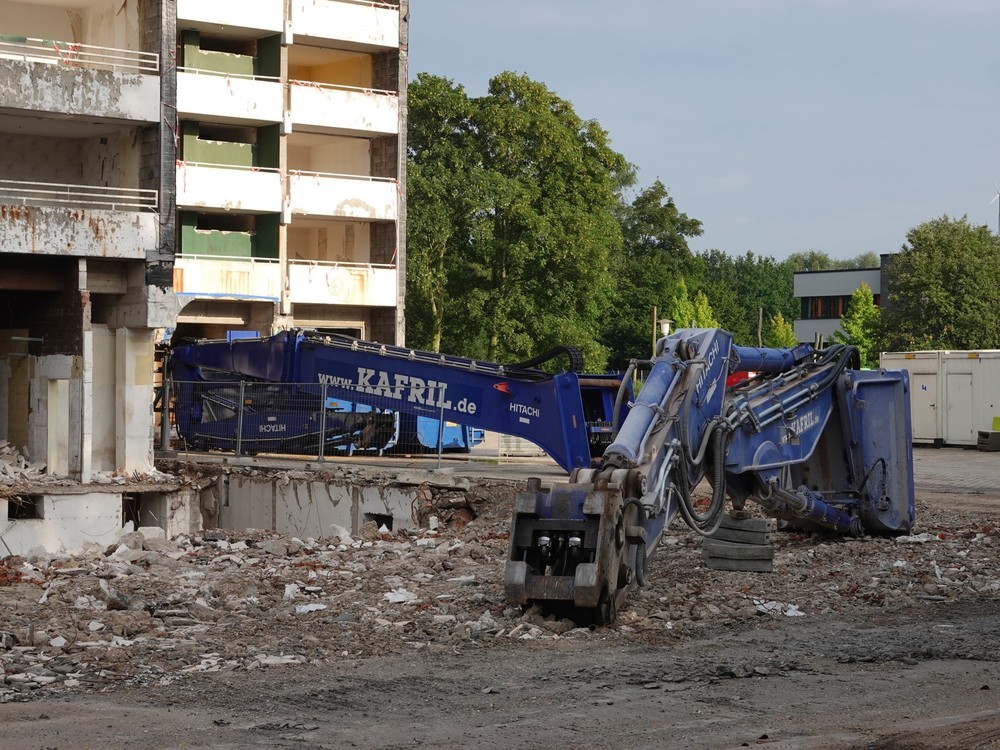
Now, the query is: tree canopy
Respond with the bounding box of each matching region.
[691,250,797,346]
[832,282,881,367]
[604,181,702,366]
[784,250,880,272]
[881,215,1000,351]
[406,72,634,369]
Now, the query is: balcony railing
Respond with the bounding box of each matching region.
[287,170,398,221]
[0,36,159,74]
[0,179,157,211]
[177,67,284,125]
[288,80,399,135]
[288,0,400,50]
[177,161,283,213]
[174,254,280,300]
[287,259,396,306]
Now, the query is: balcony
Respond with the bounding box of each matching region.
[0,37,159,123]
[0,180,157,259]
[177,0,284,36]
[173,255,280,301]
[287,171,398,221]
[288,81,398,136]
[177,69,283,126]
[288,0,400,51]
[177,162,283,213]
[287,260,396,306]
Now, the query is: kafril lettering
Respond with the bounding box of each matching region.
[318,368,479,415]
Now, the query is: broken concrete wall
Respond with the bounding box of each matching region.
[25,354,79,477]
[0,486,199,555]
[0,60,158,123]
[0,206,156,259]
[0,492,120,554]
[213,474,421,538]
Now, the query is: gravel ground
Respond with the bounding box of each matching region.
[1,466,999,749]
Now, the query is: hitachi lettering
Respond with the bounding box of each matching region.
[509,403,540,419]
[259,423,287,433]
[695,339,721,396]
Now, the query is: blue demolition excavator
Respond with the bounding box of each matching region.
[503,328,914,624]
[167,327,914,624]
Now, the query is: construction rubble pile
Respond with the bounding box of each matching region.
[0,489,997,703]
[0,441,45,483]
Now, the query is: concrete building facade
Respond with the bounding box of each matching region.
[172,0,407,345]
[0,0,407,487]
[0,0,176,481]
[793,267,882,344]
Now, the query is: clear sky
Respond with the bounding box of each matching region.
[407,0,1000,261]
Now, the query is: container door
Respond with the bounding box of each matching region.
[945,372,974,445]
[909,372,939,442]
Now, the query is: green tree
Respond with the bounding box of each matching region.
[881,215,1000,351]
[667,277,696,331]
[784,250,836,272]
[784,250,880,272]
[406,72,634,369]
[692,251,797,345]
[764,311,798,348]
[832,282,881,367]
[605,181,702,367]
[406,74,481,352]
[690,290,718,328]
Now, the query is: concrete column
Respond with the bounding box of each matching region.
[115,328,156,472]
[79,329,94,483]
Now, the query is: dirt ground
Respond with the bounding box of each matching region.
[2,477,999,750]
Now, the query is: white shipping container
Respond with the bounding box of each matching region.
[940,351,1000,446]
[879,351,945,445]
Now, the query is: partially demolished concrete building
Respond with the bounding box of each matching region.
[0,0,409,553]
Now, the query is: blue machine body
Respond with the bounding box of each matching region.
[169,331,623,470]
[505,328,916,623]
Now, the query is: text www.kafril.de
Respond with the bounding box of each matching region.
[318,368,478,414]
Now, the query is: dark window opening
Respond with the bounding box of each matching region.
[197,123,257,146]
[196,213,255,233]
[8,495,43,520]
[122,492,166,530]
[197,35,256,57]
[363,512,393,532]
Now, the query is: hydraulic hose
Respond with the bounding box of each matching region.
[676,424,728,537]
[622,497,648,586]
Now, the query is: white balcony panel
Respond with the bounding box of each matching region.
[177,70,283,125]
[174,256,281,300]
[0,204,155,259]
[289,83,398,136]
[177,163,283,213]
[288,173,397,221]
[0,59,158,123]
[177,0,284,35]
[288,262,396,306]
[290,0,399,50]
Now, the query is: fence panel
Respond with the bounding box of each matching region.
[169,380,482,461]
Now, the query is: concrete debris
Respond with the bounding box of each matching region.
[0,441,45,482]
[0,487,997,703]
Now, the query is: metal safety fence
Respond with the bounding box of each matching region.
[165,380,484,465]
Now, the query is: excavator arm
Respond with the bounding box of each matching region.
[504,328,914,623]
